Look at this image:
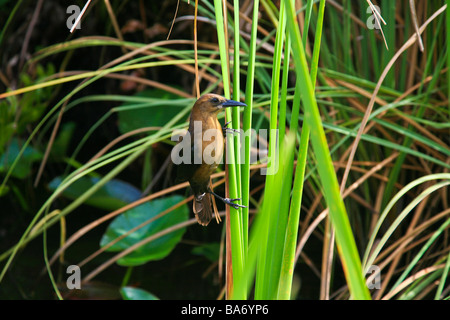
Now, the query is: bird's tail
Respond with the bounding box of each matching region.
[193,193,213,226]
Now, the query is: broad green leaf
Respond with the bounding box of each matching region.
[0,185,9,197]
[48,176,141,211]
[0,0,13,7]
[191,242,220,262]
[51,122,76,158]
[100,195,188,266]
[117,88,186,134]
[120,286,159,300]
[0,138,43,179]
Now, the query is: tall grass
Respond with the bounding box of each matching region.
[211,0,369,299]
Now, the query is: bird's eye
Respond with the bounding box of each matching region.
[210,97,219,104]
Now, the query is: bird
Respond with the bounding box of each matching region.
[174,93,246,226]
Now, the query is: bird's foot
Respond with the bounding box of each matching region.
[208,189,246,210]
[223,121,240,135]
[222,197,246,210]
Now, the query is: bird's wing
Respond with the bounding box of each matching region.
[174,143,201,183]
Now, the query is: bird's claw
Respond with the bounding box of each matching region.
[224,128,240,135]
[223,197,246,210]
[223,121,240,135]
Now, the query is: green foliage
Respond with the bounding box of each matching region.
[0,98,15,154]
[100,195,188,266]
[0,138,42,180]
[0,62,55,200]
[49,176,141,211]
[0,0,13,6]
[117,88,186,134]
[0,63,54,153]
[120,286,159,300]
[191,242,220,262]
[50,122,76,159]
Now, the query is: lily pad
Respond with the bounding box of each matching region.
[117,89,187,134]
[0,138,43,179]
[48,176,141,211]
[100,195,188,266]
[191,242,220,262]
[120,286,159,300]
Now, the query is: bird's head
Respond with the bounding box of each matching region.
[193,94,246,115]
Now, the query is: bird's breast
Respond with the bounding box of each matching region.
[201,117,223,166]
[190,115,224,171]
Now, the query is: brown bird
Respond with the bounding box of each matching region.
[174,93,246,226]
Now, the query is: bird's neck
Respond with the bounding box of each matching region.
[189,112,222,133]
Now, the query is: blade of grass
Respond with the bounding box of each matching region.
[285,0,371,300]
[213,0,244,299]
[363,173,450,272]
[254,0,286,299]
[435,249,450,299]
[231,0,243,256]
[278,0,326,300]
[447,0,450,114]
[241,0,259,281]
[0,0,24,49]
[390,186,450,291]
[378,4,448,210]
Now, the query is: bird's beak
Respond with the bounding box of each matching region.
[220,99,247,108]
